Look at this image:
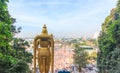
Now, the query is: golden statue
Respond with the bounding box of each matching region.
[34,24,54,73]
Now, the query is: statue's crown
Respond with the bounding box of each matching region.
[41,24,48,35]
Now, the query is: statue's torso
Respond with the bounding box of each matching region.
[38,48,50,57]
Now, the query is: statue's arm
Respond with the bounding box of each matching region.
[34,35,41,73]
[50,37,54,73]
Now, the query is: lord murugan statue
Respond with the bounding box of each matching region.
[34,24,54,73]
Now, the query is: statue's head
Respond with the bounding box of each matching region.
[41,24,48,35]
[39,24,51,47]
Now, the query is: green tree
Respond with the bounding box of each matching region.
[73,44,88,72]
[97,0,120,73]
[89,52,97,60]
[0,0,32,73]
[105,48,120,73]
[0,0,15,72]
[12,38,32,63]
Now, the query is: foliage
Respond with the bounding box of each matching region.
[73,44,88,70]
[89,52,97,60]
[97,0,120,73]
[12,38,32,63]
[7,60,30,73]
[106,48,120,73]
[0,0,32,72]
[0,0,13,54]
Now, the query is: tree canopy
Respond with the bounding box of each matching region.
[73,44,88,72]
[97,0,120,73]
[0,0,32,73]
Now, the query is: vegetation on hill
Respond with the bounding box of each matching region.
[97,0,120,73]
[0,0,32,73]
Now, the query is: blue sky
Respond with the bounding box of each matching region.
[8,0,117,38]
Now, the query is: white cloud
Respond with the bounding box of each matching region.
[8,0,118,38]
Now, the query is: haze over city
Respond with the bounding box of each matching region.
[8,0,117,38]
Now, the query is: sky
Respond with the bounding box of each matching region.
[8,0,117,38]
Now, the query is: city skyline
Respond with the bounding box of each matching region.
[8,0,117,38]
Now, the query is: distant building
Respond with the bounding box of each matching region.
[80,46,96,54]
